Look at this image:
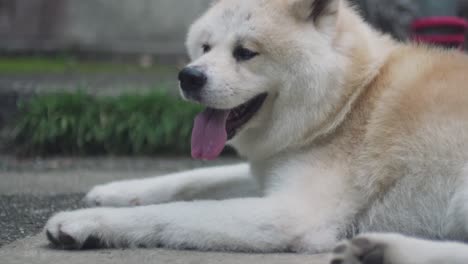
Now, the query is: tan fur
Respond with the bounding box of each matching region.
[292,3,468,200]
[353,47,468,195]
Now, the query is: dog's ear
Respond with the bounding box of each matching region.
[290,0,340,23]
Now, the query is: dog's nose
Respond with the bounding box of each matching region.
[179,67,207,93]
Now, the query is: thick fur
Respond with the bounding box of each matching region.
[45,0,468,263]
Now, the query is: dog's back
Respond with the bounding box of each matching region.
[350,45,468,240]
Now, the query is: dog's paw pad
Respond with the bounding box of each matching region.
[330,237,385,264]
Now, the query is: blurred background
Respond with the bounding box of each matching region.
[0,0,467,158]
[1,0,468,251]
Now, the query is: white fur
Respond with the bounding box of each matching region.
[84,164,257,207]
[45,0,468,263]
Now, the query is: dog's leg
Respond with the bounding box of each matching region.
[47,159,360,252]
[444,169,468,242]
[84,163,257,207]
[46,197,312,252]
[330,233,468,264]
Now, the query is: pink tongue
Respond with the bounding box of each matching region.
[191,108,230,160]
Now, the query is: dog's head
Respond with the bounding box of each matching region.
[181,0,352,160]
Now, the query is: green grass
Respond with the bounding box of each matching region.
[0,57,176,74]
[13,91,203,156]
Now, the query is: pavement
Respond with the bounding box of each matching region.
[0,156,329,264]
[0,235,326,264]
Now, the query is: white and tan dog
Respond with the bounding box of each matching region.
[45,0,468,263]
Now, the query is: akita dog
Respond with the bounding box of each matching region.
[46,0,468,263]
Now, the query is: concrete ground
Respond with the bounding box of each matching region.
[0,156,328,264]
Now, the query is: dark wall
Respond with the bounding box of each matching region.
[0,0,66,50]
[353,0,462,40]
[0,0,466,55]
[0,0,211,55]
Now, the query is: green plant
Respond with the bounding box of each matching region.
[13,91,203,156]
[0,56,176,74]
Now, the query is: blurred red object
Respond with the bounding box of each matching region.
[411,17,468,49]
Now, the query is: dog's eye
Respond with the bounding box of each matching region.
[233,46,259,62]
[202,44,211,53]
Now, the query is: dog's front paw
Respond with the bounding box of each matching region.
[45,209,109,249]
[330,235,386,264]
[329,233,434,264]
[84,179,174,207]
[84,182,145,207]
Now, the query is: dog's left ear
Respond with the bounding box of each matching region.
[290,0,340,23]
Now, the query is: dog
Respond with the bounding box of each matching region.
[45,0,468,263]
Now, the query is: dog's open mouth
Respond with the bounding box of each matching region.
[191,93,268,160]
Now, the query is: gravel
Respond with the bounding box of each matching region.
[0,194,84,247]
